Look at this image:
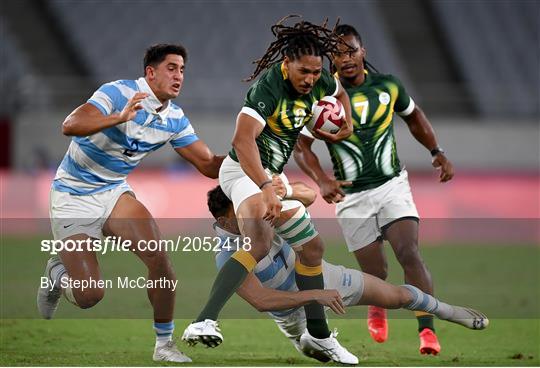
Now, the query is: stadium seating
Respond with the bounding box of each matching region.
[0,18,35,114]
[46,0,412,111]
[3,1,538,118]
[431,0,539,118]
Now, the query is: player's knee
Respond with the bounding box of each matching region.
[395,244,422,268]
[299,237,324,265]
[76,288,105,309]
[361,262,388,280]
[373,266,388,281]
[143,252,175,275]
[275,205,318,255]
[380,261,389,280]
[142,248,166,263]
[398,286,413,307]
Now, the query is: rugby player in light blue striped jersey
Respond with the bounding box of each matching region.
[207,178,487,363]
[37,44,224,363]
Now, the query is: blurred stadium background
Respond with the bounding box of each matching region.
[1,0,538,233]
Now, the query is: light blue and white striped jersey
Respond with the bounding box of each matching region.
[215,225,298,317]
[214,225,358,318]
[53,77,199,195]
[215,225,363,320]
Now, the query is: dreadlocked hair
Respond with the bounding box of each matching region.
[244,15,355,81]
[334,24,379,74]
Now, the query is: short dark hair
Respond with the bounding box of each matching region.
[334,24,379,74]
[207,185,232,219]
[335,24,363,46]
[143,43,188,75]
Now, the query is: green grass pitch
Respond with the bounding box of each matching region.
[1,318,539,366]
[1,236,539,366]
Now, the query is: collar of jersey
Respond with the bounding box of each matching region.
[278,63,302,97]
[136,77,170,122]
[213,223,241,239]
[338,69,371,89]
[280,62,288,80]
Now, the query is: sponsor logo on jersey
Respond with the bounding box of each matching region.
[379,92,390,105]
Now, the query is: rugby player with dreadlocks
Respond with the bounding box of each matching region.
[294,24,455,355]
[183,16,359,364]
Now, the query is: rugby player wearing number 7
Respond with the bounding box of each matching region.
[294,24,455,355]
[182,16,360,364]
[207,177,487,363]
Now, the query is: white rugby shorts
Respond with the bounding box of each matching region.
[49,182,133,240]
[219,155,301,213]
[336,170,419,252]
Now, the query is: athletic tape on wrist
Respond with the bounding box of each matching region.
[284,183,293,199]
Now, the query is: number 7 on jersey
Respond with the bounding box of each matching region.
[354,101,369,125]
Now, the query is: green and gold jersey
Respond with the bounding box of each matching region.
[229,62,338,173]
[325,71,414,192]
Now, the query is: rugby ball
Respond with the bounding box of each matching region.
[306,96,345,134]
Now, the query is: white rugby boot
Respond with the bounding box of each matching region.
[290,335,331,362]
[299,329,358,365]
[182,319,223,348]
[446,306,489,330]
[37,256,63,319]
[153,340,192,363]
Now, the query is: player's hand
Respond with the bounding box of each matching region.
[432,153,454,182]
[320,178,353,203]
[272,175,287,200]
[117,92,149,123]
[314,117,353,143]
[262,185,282,224]
[312,289,346,315]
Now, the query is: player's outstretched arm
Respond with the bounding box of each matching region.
[174,141,225,179]
[403,106,454,182]
[294,134,352,203]
[236,272,345,314]
[62,92,148,136]
[290,182,317,207]
[271,175,317,207]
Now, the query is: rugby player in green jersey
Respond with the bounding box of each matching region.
[294,24,455,355]
[207,179,486,363]
[183,17,360,364]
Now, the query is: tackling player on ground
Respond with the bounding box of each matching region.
[294,24,455,355]
[37,44,224,363]
[182,16,361,364]
[207,179,487,363]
